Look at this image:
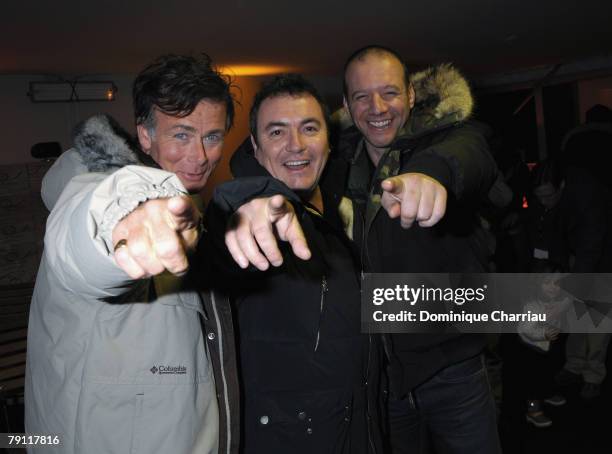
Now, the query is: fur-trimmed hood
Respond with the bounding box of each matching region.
[72,114,145,172]
[333,63,474,137]
[408,63,473,135]
[42,115,152,210]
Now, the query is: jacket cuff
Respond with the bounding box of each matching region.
[213,176,300,213]
[402,152,453,190]
[97,166,186,251]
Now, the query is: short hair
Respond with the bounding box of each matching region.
[586,104,612,124]
[249,74,330,145]
[342,45,410,98]
[133,53,235,132]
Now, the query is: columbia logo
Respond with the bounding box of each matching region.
[149,365,187,375]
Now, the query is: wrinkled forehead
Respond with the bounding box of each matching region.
[151,98,229,130]
[345,52,407,95]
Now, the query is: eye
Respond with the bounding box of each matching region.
[204,133,223,144]
[174,132,189,140]
[353,93,368,102]
[382,91,399,101]
[303,125,320,134]
[269,129,283,138]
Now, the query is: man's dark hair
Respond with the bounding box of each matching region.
[249,74,330,145]
[133,53,235,132]
[585,104,612,124]
[342,45,410,98]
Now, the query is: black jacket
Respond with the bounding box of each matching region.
[526,167,611,273]
[328,64,498,394]
[205,142,383,454]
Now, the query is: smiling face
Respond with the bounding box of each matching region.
[253,94,329,198]
[137,99,227,193]
[344,51,415,164]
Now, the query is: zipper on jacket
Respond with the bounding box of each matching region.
[314,275,328,352]
[209,293,233,454]
[408,390,416,410]
[357,205,370,274]
[365,332,378,454]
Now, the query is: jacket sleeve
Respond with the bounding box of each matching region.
[212,176,301,213]
[43,165,186,299]
[201,176,303,281]
[402,122,498,201]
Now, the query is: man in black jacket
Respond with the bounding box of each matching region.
[208,74,382,454]
[338,45,500,454]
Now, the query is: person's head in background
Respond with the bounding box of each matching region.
[585,104,612,125]
[133,53,235,193]
[538,273,563,302]
[531,159,564,210]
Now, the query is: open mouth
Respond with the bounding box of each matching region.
[178,171,206,181]
[368,119,392,129]
[283,159,310,170]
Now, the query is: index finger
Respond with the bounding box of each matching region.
[267,195,291,222]
[166,196,200,231]
[381,176,405,196]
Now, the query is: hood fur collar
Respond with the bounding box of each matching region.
[333,63,474,137]
[408,63,473,135]
[72,114,146,172]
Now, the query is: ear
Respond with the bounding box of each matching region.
[250,135,260,160]
[342,96,355,127]
[137,125,152,154]
[408,84,416,109]
[343,96,349,113]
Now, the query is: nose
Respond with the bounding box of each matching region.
[286,128,305,153]
[188,139,208,164]
[369,92,387,115]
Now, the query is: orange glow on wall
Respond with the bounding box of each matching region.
[220,65,294,76]
[200,75,266,203]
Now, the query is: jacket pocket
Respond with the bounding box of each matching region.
[84,302,212,385]
[75,381,219,454]
[74,385,144,454]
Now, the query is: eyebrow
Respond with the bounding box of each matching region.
[264,120,289,132]
[203,128,226,136]
[301,118,322,127]
[264,118,322,131]
[169,124,198,133]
